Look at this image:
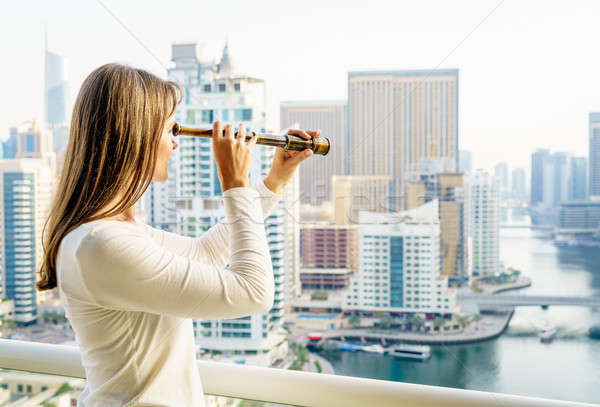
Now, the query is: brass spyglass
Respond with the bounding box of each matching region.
[171,123,330,156]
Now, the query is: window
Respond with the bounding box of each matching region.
[218,83,226,92]
[234,82,241,91]
[201,109,214,123]
[203,84,211,92]
[234,108,253,121]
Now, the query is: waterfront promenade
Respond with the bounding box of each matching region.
[314,311,513,345]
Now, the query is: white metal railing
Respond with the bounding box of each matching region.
[0,339,596,407]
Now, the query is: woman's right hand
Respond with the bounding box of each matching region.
[212,121,256,192]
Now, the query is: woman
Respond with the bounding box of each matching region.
[36,63,318,406]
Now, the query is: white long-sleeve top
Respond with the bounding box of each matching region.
[57,180,282,407]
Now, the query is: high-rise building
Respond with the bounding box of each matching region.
[4,121,56,176]
[541,152,573,208]
[342,200,457,314]
[531,149,550,207]
[557,201,600,237]
[331,175,392,224]
[494,162,509,201]
[571,157,588,201]
[280,101,346,205]
[458,150,472,174]
[347,69,459,212]
[511,167,527,202]
[45,43,70,153]
[405,157,470,280]
[149,42,294,365]
[589,112,600,198]
[0,122,56,325]
[470,170,499,278]
[300,225,358,291]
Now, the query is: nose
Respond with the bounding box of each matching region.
[171,135,178,150]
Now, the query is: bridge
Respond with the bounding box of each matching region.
[457,293,600,309]
[499,224,554,230]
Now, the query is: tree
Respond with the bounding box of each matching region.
[433,317,446,333]
[378,314,393,329]
[348,314,360,328]
[457,316,470,330]
[53,382,73,397]
[472,313,482,330]
[410,315,423,331]
[289,342,310,371]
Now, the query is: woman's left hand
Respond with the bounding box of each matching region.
[263,129,321,193]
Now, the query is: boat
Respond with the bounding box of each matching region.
[306,332,323,343]
[539,323,557,342]
[390,344,431,360]
[337,342,361,352]
[361,344,386,354]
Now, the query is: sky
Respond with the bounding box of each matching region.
[2,0,600,175]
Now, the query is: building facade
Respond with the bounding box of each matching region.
[342,201,457,314]
[458,150,472,175]
[0,159,54,325]
[280,101,346,205]
[511,167,527,202]
[300,225,358,291]
[571,156,588,201]
[146,42,294,365]
[45,46,70,153]
[531,149,549,207]
[470,170,499,278]
[405,157,470,279]
[347,69,459,212]
[589,112,600,198]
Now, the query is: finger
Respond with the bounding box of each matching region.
[237,123,246,143]
[287,129,310,140]
[213,121,222,147]
[224,124,234,140]
[288,148,313,166]
[246,133,257,149]
[307,129,321,138]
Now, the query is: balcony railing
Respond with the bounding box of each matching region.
[0,338,595,407]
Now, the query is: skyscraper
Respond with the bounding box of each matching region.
[405,157,470,280]
[589,112,600,198]
[470,170,499,278]
[347,69,459,212]
[543,153,572,208]
[45,40,70,152]
[280,101,346,205]
[0,122,56,325]
[531,149,550,207]
[494,162,509,201]
[458,150,472,174]
[511,167,527,202]
[571,157,588,200]
[148,42,294,365]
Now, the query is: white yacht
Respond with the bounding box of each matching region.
[539,323,557,342]
[390,344,431,360]
[361,344,386,354]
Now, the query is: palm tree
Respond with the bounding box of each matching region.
[378,315,393,329]
[457,316,470,330]
[348,314,360,328]
[410,315,424,332]
[433,317,446,333]
[472,313,482,330]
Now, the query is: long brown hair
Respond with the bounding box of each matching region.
[37,63,183,291]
